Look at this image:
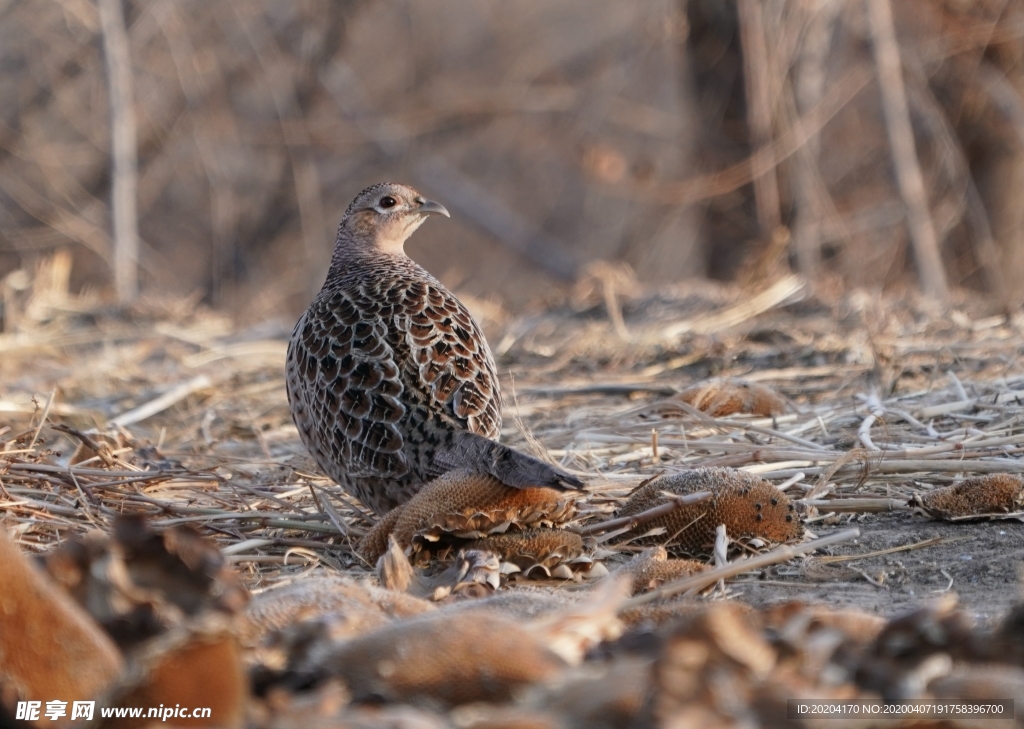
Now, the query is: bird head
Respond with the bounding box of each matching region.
[337,182,450,256]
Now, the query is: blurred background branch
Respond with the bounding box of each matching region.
[1,0,1024,327]
[866,0,948,300]
[98,0,140,303]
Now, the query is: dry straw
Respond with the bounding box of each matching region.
[3,263,1024,593]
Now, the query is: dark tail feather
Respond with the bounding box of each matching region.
[434,430,585,491]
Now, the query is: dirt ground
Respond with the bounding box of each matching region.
[3,269,1024,625]
[739,515,1024,622]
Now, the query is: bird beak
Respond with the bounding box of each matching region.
[416,197,450,218]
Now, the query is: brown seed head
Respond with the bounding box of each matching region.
[358,470,577,562]
[617,467,803,555]
[467,529,585,576]
[677,378,787,417]
[911,474,1024,519]
[242,574,433,646]
[618,547,709,595]
[318,611,565,706]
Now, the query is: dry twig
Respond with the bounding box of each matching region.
[866,0,948,299]
[97,0,140,302]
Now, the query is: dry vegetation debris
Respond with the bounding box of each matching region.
[3,268,1024,721]
[4,522,1024,727]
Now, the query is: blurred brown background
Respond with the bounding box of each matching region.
[1,0,1023,327]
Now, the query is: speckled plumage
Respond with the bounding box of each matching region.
[287,183,582,514]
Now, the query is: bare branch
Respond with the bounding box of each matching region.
[738,0,782,239]
[98,0,140,302]
[866,0,949,300]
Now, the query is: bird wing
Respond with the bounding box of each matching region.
[286,287,410,480]
[435,429,585,491]
[394,277,502,439]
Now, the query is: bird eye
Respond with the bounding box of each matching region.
[379,196,397,209]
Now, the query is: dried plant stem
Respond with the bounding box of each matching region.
[866,0,948,300]
[665,274,806,337]
[623,527,861,608]
[801,498,911,512]
[98,0,140,302]
[858,393,885,451]
[27,390,56,451]
[817,535,949,563]
[575,490,712,536]
[109,375,213,428]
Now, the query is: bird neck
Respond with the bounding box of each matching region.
[333,213,428,258]
[326,230,409,283]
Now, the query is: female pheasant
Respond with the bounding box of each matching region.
[286,183,583,515]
